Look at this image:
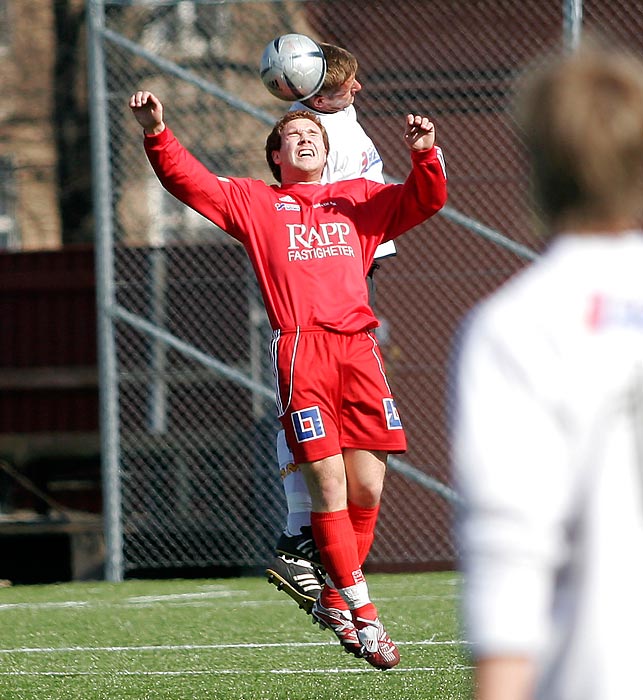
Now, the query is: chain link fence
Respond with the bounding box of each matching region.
[88,0,643,579]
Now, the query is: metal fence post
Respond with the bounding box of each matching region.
[87,0,124,582]
[563,0,583,50]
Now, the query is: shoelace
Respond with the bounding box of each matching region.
[321,606,349,624]
[333,610,354,633]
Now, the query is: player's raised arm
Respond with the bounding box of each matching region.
[129,91,166,136]
[403,114,436,152]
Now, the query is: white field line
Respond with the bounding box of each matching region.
[0,590,246,611]
[126,590,245,603]
[0,592,458,612]
[1,665,474,677]
[0,639,465,655]
[0,601,90,611]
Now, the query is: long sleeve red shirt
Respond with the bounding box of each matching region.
[144,126,447,333]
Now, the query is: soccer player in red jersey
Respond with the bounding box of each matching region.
[129,90,447,669]
[268,45,400,611]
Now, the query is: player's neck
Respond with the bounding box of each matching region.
[281,178,322,186]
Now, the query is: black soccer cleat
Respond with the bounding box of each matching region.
[265,554,323,614]
[275,526,323,568]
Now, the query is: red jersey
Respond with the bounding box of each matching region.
[144,127,447,333]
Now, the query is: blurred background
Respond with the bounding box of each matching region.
[1,0,641,584]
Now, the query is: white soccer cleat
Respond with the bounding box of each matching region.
[311,599,363,657]
[355,617,400,670]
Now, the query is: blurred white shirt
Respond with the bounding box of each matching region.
[453,231,643,700]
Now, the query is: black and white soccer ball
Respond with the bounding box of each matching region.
[260,34,327,102]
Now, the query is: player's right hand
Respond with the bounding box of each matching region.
[129,91,165,135]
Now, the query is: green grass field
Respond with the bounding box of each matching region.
[0,571,472,700]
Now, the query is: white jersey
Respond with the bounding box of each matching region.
[453,231,643,700]
[290,101,396,260]
[290,101,384,184]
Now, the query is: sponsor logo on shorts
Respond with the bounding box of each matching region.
[383,398,403,430]
[352,568,366,585]
[292,406,326,443]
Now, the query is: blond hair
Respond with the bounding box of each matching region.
[316,43,359,96]
[517,40,643,232]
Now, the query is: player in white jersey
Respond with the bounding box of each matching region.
[291,45,384,179]
[265,43,397,629]
[290,43,396,260]
[452,41,643,700]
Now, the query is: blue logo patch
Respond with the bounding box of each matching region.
[292,406,326,443]
[383,398,403,430]
[275,202,301,212]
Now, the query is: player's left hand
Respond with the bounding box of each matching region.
[404,114,436,151]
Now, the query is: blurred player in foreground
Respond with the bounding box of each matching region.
[452,40,643,700]
[129,91,447,669]
[265,42,398,621]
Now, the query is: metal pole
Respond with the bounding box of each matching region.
[563,0,583,51]
[87,0,124,582]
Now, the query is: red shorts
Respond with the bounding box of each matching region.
[271,328,407,463]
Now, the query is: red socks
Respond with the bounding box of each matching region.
[348,500,380,564]
[310,509,359,590]
[312,501,381,619]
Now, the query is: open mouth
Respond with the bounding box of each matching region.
[298,147,315,158]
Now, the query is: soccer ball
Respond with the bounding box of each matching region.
[260,34,327,102]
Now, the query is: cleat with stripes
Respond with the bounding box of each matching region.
[265,554,323,614]
[355,617,400,670]
[311,599,363,658]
